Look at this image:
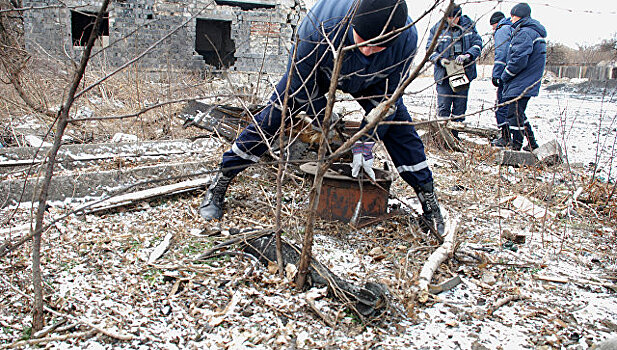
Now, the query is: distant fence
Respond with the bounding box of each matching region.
[546,65,617,80]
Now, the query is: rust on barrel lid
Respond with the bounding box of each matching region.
[299,162,395,182]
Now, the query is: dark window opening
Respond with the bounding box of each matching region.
[195,19,236,69]
[214,0,275,10]
[71,10,109,47]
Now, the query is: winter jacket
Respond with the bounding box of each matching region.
[426,15,483,84]
[500,17,547,98]
[492,17,512,79]
[291,0,417,125]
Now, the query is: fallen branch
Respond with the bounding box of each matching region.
[417,214,459,303]
[487,294,526,315]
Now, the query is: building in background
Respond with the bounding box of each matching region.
[22,0,304,73]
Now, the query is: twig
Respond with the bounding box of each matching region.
[43,307,134,341]
[306,297,336,328]
[194,230,272,261]
[1,275,133,341]
[1,331,96,349]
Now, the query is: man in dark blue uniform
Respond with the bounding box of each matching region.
[489,11,512,147]
[198,0,445,235]
[426,5,482,131]
[500,3,545,151]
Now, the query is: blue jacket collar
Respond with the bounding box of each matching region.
[497,17,512,30]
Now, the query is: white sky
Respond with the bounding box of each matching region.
[410,0,617,49]
[302,0,617,49]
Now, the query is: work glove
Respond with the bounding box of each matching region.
[439,58,451,67]
[455,53,471,65]
[492,77,502,87]
[351,142,376,181]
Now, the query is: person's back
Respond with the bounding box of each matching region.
[499,3,546,151]
[501,15,547,99]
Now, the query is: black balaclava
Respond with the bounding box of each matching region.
[448,5,462,18]
[351,0,408,47]
[511,3,531,18]
[490,11,505,25]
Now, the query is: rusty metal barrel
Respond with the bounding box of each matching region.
[299,162,394,224]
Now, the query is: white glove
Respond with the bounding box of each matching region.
[351,142,376,181]
[455,54,470,65]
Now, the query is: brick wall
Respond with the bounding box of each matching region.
[22,0,302,73]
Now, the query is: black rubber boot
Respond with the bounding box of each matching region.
[199,171,235,221]
[417,182,445,237]
[510,129,523,151]
[491,125,511,148]
[522,123,539,152]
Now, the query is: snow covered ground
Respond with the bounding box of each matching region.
[401,74,617,182]
[1,72,616,349]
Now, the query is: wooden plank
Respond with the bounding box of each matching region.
[80,177,211,213]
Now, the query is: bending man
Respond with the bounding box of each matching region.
[198,0,445,235]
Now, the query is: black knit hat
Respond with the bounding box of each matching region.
[490,11,505,25]
[352,0,408,47]
[448,5,462,18]
[511,3,531,18]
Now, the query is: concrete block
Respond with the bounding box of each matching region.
[533,140,563,166]
[497,150,538,167]
[0,160,215,207]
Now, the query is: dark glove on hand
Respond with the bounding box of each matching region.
[492,77,502,87]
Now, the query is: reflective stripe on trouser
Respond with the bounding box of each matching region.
[436,82,469,122]
[381,99,433,190]
[221,72,327,176]
[505,96,531,147]
[495,85,508,127]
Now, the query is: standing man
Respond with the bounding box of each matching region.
[198,0,445,235]
[426,5,482,135]
[489,11,512,147]
[500,3,545,151]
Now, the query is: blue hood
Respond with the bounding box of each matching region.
[513,17,547,38]
[496,17,512,30]
[501,16,547,98]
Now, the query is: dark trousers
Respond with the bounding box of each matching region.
[221,74,433,190]
[436,82,469,122]
[505,96,533,148]
[495,85,508,127]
